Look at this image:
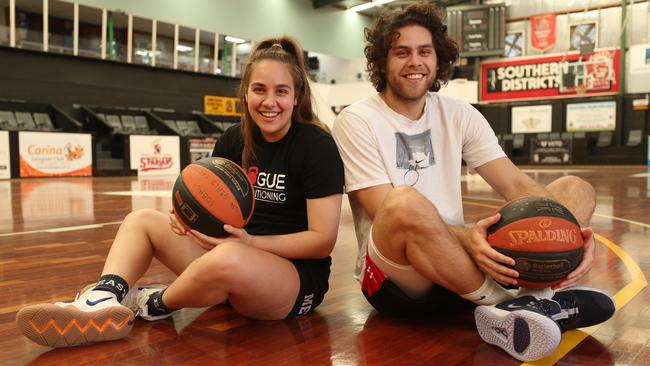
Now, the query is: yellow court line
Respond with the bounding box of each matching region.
[462,200,648,365]
[524,234,648,365]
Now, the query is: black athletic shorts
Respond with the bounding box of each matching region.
[285,257,331,319]
[361,253,472,317]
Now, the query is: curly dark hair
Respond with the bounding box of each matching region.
[364,3,459,92]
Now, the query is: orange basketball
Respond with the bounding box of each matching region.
[486,196,584,288]
[172,157,255,237]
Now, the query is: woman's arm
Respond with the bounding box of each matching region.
[189,193,343,259]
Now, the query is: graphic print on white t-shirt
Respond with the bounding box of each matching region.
[395,130,435,186]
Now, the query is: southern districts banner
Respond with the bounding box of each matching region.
[530,13,556,52]
[129,135,181,176]
[0,131,10,179]
[18,132,92,177]
[481,48,620,102]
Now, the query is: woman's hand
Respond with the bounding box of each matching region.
[188,225,252,251]
[463,213,519,286]
[168,209,188,236]
[554,227,595,289]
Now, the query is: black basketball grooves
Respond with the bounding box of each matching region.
[487,196,580,235]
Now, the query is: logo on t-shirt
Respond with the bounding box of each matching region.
[395,130,435,186]
[254,171,287,203]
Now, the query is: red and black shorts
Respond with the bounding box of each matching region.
[361,252,470,317]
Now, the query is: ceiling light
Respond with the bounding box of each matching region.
[349,0,395,13]
[225,36,245,44]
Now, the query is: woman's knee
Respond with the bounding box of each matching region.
[123,208,166,229]
[190,241,247,284]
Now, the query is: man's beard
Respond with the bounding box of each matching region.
[386,74,434,101]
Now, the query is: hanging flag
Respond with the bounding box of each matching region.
[530,13,556,52]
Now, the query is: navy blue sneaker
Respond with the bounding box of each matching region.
[551,286,616,331]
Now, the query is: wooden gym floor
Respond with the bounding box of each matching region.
[1,165,649,365]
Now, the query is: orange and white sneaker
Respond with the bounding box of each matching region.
[78,282,173,321]
[122,283,174,321]
[16,290,134,348]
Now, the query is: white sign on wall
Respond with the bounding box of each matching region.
[511,105,553,134]
[0,131,10,179]
[18,132,92,177]
[566,101,616,132]
[129,135,181,176]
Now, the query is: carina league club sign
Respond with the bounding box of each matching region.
[480,48,620,102]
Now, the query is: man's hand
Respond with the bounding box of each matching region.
[188,225,251,251]
[554,227,595,289]
[464,213,519,286]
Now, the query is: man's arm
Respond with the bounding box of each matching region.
[474,157,551,200]
[474,156,597,288]
[348,183,393,221]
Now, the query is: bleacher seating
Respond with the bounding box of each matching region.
[0,110,18,130]
[33,113,58,130]
[120,115,137,134]
[15,112,37,129]
[596,131,613,147]
[513,134,525,149]
[134,116,150,133]
[105,115,123,132]
[0,110,61,131]
[186,120,203,135]
[625,129,642,147]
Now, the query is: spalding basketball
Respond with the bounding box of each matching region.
[172,157,254,237]
[486,196,583,288]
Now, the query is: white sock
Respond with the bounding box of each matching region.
[461,276,515,305]
[517,287,555,300]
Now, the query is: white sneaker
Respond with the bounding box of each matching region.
[122,283,174,321]
[475,295,562,361]
[16,290,134,347]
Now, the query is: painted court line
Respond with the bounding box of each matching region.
[101,190,171,197]
[462,199,648,365]
[0,221,123,237]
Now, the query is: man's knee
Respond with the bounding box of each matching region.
[377,186,446,234]
[550,175,595,197]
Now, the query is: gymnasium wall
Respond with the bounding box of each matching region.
[0,46,240,116]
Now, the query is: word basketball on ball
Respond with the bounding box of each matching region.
[172,157,255,237]
[486,196,583,288]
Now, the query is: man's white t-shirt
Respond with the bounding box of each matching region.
[332,92,505,280]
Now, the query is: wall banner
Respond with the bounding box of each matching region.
[530,13,556,52]
[204,95,240,116]
[129,135,181,176]
[18,132,92,177]
[0,131,10,179]
[481,48,620,102]
[511,105,552,134]
[566,101,616,132]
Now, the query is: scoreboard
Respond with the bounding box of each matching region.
[447,3,506,57]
